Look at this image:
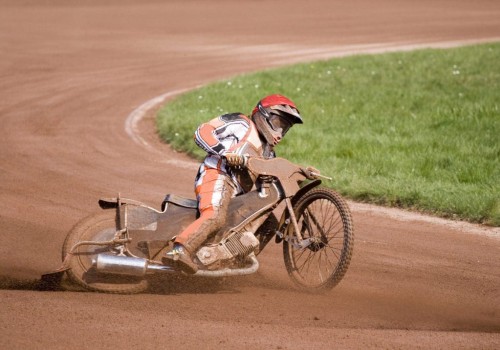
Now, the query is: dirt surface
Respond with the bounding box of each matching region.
[1,0,500,348]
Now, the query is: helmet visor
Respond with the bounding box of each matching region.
[267,113,293,135]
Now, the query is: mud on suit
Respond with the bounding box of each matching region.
[174,113,272,254]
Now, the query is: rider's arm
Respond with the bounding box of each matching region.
[194,121,224,155]
[194,113,251,156]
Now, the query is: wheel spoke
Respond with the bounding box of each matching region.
[296,248,315,276]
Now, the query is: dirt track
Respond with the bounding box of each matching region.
[1,1,500,348]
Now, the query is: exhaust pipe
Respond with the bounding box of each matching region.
[93,253,259,278]
[194,254,259,278]
[93,254,174,277]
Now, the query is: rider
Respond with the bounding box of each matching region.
[162,94,303,274]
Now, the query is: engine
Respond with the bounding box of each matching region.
[196,231,259,267]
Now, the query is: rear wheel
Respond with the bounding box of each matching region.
[283,188,354,291]
[62,210,148,294]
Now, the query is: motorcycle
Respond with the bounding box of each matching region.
[49,156,354,294]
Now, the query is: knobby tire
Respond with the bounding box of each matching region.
[62,210,148,294]
[283,187,354,291]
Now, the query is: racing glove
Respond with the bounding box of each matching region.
[224,153,248,168]
[303,166,321,179]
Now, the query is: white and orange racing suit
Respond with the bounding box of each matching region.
[174,113,272,254]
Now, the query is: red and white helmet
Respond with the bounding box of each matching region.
[251,94,303,146]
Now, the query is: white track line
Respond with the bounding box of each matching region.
[125,40,500,239]
[125,87,199,170]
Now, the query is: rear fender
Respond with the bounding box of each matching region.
[99,194,198,211]
[98,197,154,210]
[97,197,160,233]
[97,195,198,259]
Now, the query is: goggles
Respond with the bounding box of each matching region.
[267,113,293,135]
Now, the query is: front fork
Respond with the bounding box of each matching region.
[282,198,315,250]
[284,197,303,242]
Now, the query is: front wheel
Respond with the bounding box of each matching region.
[62,210,148,294]
[283,188,354,291]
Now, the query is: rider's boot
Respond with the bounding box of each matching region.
[162,243,198,274]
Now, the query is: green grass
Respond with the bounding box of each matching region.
[157,43,500,226]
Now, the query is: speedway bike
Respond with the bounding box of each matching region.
[50,156,354,294]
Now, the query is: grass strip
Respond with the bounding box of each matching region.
[157,43,500,226]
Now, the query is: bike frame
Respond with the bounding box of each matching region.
[49,157,323,279]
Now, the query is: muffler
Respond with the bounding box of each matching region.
[93,253,259,278]
[93,254,173,277]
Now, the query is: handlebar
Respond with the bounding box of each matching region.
[309,171,332,180]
